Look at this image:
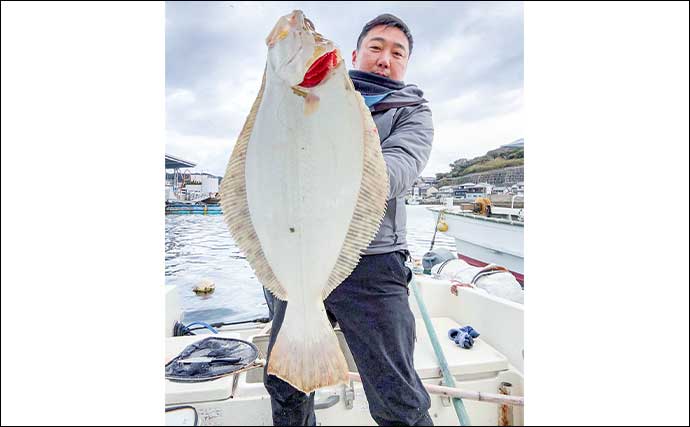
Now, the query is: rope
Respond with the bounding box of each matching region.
[429,209,445,252]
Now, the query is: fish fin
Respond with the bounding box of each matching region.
[322,91,389,300]
[220,66,288,301]
[344,73,356,92]
[267,303,349,393]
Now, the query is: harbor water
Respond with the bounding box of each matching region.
[165,205,456,324]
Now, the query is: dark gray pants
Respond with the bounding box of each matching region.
[263,251,433,426]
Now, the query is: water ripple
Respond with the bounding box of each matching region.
[165,206,456,323]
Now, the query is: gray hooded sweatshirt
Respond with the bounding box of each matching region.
[350,73,434,255]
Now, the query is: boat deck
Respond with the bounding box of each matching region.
[164,278,524,425]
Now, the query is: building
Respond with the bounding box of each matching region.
[419,176,438,186]
[165,154,222,201]
[451,183,474,199]
[474,183,493,196]
[189,173,221,195]
[510,182,524,196]
[450,183,493,200]
[165,154,196,201]
[437,185,455,200]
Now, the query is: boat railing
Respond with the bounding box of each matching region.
[508,195,524,223]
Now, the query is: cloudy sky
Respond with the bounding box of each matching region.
[166,1,523,177]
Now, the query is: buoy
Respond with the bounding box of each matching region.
[193,279,215,295]
[437,221,448,232]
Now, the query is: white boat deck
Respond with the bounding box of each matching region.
[165,277,524,425]
[166,317,510,405]
[414,317,509,379]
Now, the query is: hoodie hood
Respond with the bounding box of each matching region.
[372,84,427,112]
[348,70,428,112]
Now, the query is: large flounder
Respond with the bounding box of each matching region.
[220,10,388,393]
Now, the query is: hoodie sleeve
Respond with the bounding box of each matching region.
[381,103,434,200]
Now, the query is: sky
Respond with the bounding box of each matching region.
[166,1,523,178]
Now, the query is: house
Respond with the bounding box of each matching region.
[474,182,493,195]
[454,183,492,200]
[510,182,524,195]
[436,185,455,200]
[189,173,221,195]
[451,182,475,199]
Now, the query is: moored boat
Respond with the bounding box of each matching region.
[165,202,223,215]
[428,200,524,285]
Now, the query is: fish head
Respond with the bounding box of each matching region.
[265,10,340,87]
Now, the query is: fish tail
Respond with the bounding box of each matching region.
[267,302,349,394]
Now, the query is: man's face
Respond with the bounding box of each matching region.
[352,25,409,81]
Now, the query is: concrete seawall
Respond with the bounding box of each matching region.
[438,166,524,187]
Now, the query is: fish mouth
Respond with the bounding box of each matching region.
[298,50,340,88]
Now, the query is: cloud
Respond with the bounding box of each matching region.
[166,72,263,139]
[166,130,235,177]
[432,86,523,123]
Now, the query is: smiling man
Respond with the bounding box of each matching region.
[352,15,410,81]
[263,13,434,426]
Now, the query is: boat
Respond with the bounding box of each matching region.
[164,273,524,426]
[200,196,221,204]
[165,201,223,215]
[428,196,524,285]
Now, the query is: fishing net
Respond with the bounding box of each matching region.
[165,336,260,382]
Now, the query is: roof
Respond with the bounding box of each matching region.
[165,154,196,169]
[190,172,222,179]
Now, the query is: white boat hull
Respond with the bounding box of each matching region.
[433,208,524,280]
[454,238,523,276]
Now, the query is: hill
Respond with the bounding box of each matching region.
[435,139,524,181]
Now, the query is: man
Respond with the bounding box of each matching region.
[264,13,434,426]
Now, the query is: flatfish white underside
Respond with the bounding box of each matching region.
[245,63,364,301]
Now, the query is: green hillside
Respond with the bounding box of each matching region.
[435,144,523,181]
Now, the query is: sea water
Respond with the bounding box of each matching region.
[165,205,455,324]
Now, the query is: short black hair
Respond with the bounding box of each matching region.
[356,13,413,55]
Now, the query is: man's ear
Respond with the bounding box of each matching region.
[351,49,357,68]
